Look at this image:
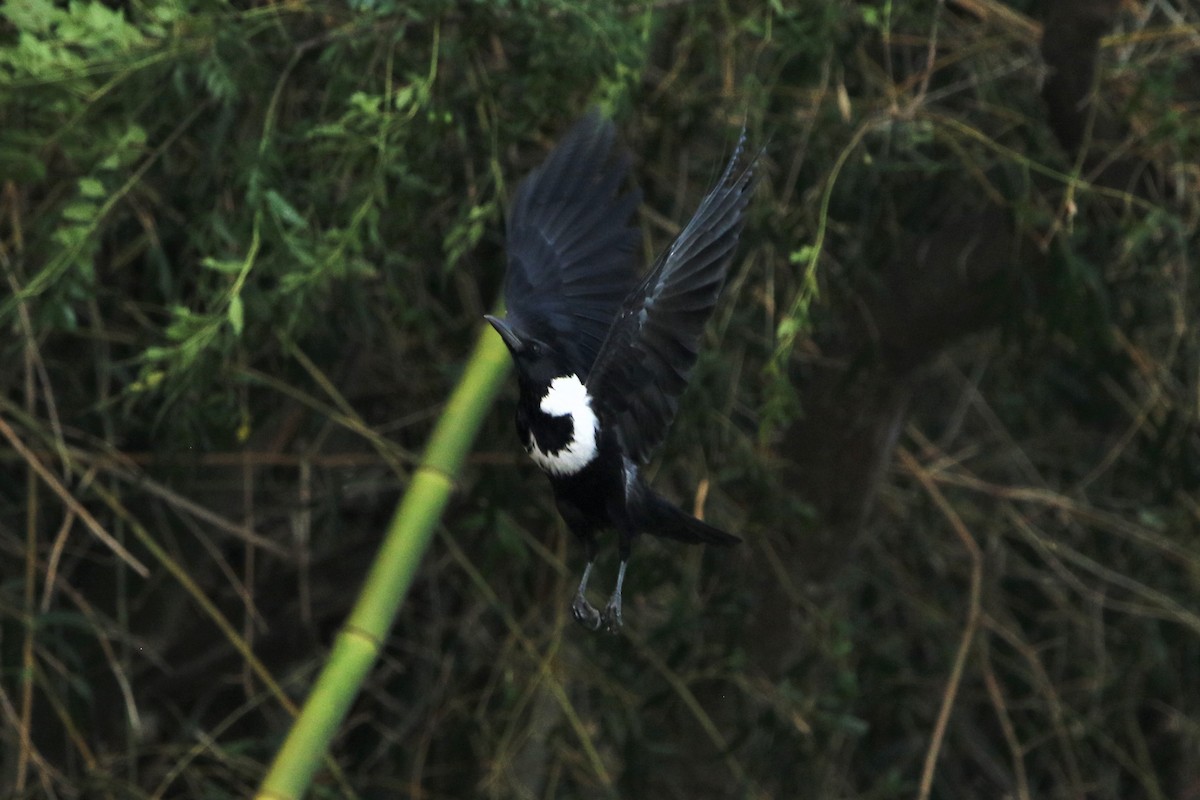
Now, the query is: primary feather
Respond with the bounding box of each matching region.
[503,110,643,378]
[586,132,757,463]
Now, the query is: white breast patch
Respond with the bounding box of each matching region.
[528,374,599,476]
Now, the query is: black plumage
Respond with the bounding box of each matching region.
[487,111,756,632]
[501,111,642,380]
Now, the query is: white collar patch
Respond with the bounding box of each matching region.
[528,374,599,476]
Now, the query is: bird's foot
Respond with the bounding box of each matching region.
[571,592,602,631]
[600,595,623,634]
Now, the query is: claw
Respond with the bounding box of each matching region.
[600,596,623,633]
[572,592,602,630]
[570,559,629,633]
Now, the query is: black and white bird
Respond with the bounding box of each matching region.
[486,111,756,633]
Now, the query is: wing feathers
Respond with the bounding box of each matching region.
[588,131,757,463]
[503,111,642,377]
[501,113,757,464]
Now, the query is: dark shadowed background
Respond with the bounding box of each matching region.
[2,0,1198,797]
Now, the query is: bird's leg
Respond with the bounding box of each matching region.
[571,561,601,630]
[600,559,627,633]
[601,530,632,633]
[570,533,602,630]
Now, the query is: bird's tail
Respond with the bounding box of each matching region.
[638,491,740,546]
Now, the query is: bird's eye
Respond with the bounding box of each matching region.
[528,341,543,356]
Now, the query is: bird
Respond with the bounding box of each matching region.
[486,110,756,633]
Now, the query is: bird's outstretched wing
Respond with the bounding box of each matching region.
[586,132,756,464]
[504,110,643,378]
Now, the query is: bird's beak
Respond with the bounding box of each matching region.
[484,314,524,353]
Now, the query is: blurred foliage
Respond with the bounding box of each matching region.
[2,0,1199,798]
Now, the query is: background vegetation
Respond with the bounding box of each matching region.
[2,0,1198,797]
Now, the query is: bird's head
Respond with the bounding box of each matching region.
[485,314,571,388]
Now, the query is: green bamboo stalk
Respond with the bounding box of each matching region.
[255,322,511,800]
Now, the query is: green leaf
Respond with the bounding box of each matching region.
[789,244,817,265]
[128,370,165,393]
[228,294,244,336]
[266,190,306,228]
[202,256,244,275]
[349,91,382,115]
[78,177,105,198]
[1,0,60,34]
[393,84,416,111]
[61,201,96,223]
